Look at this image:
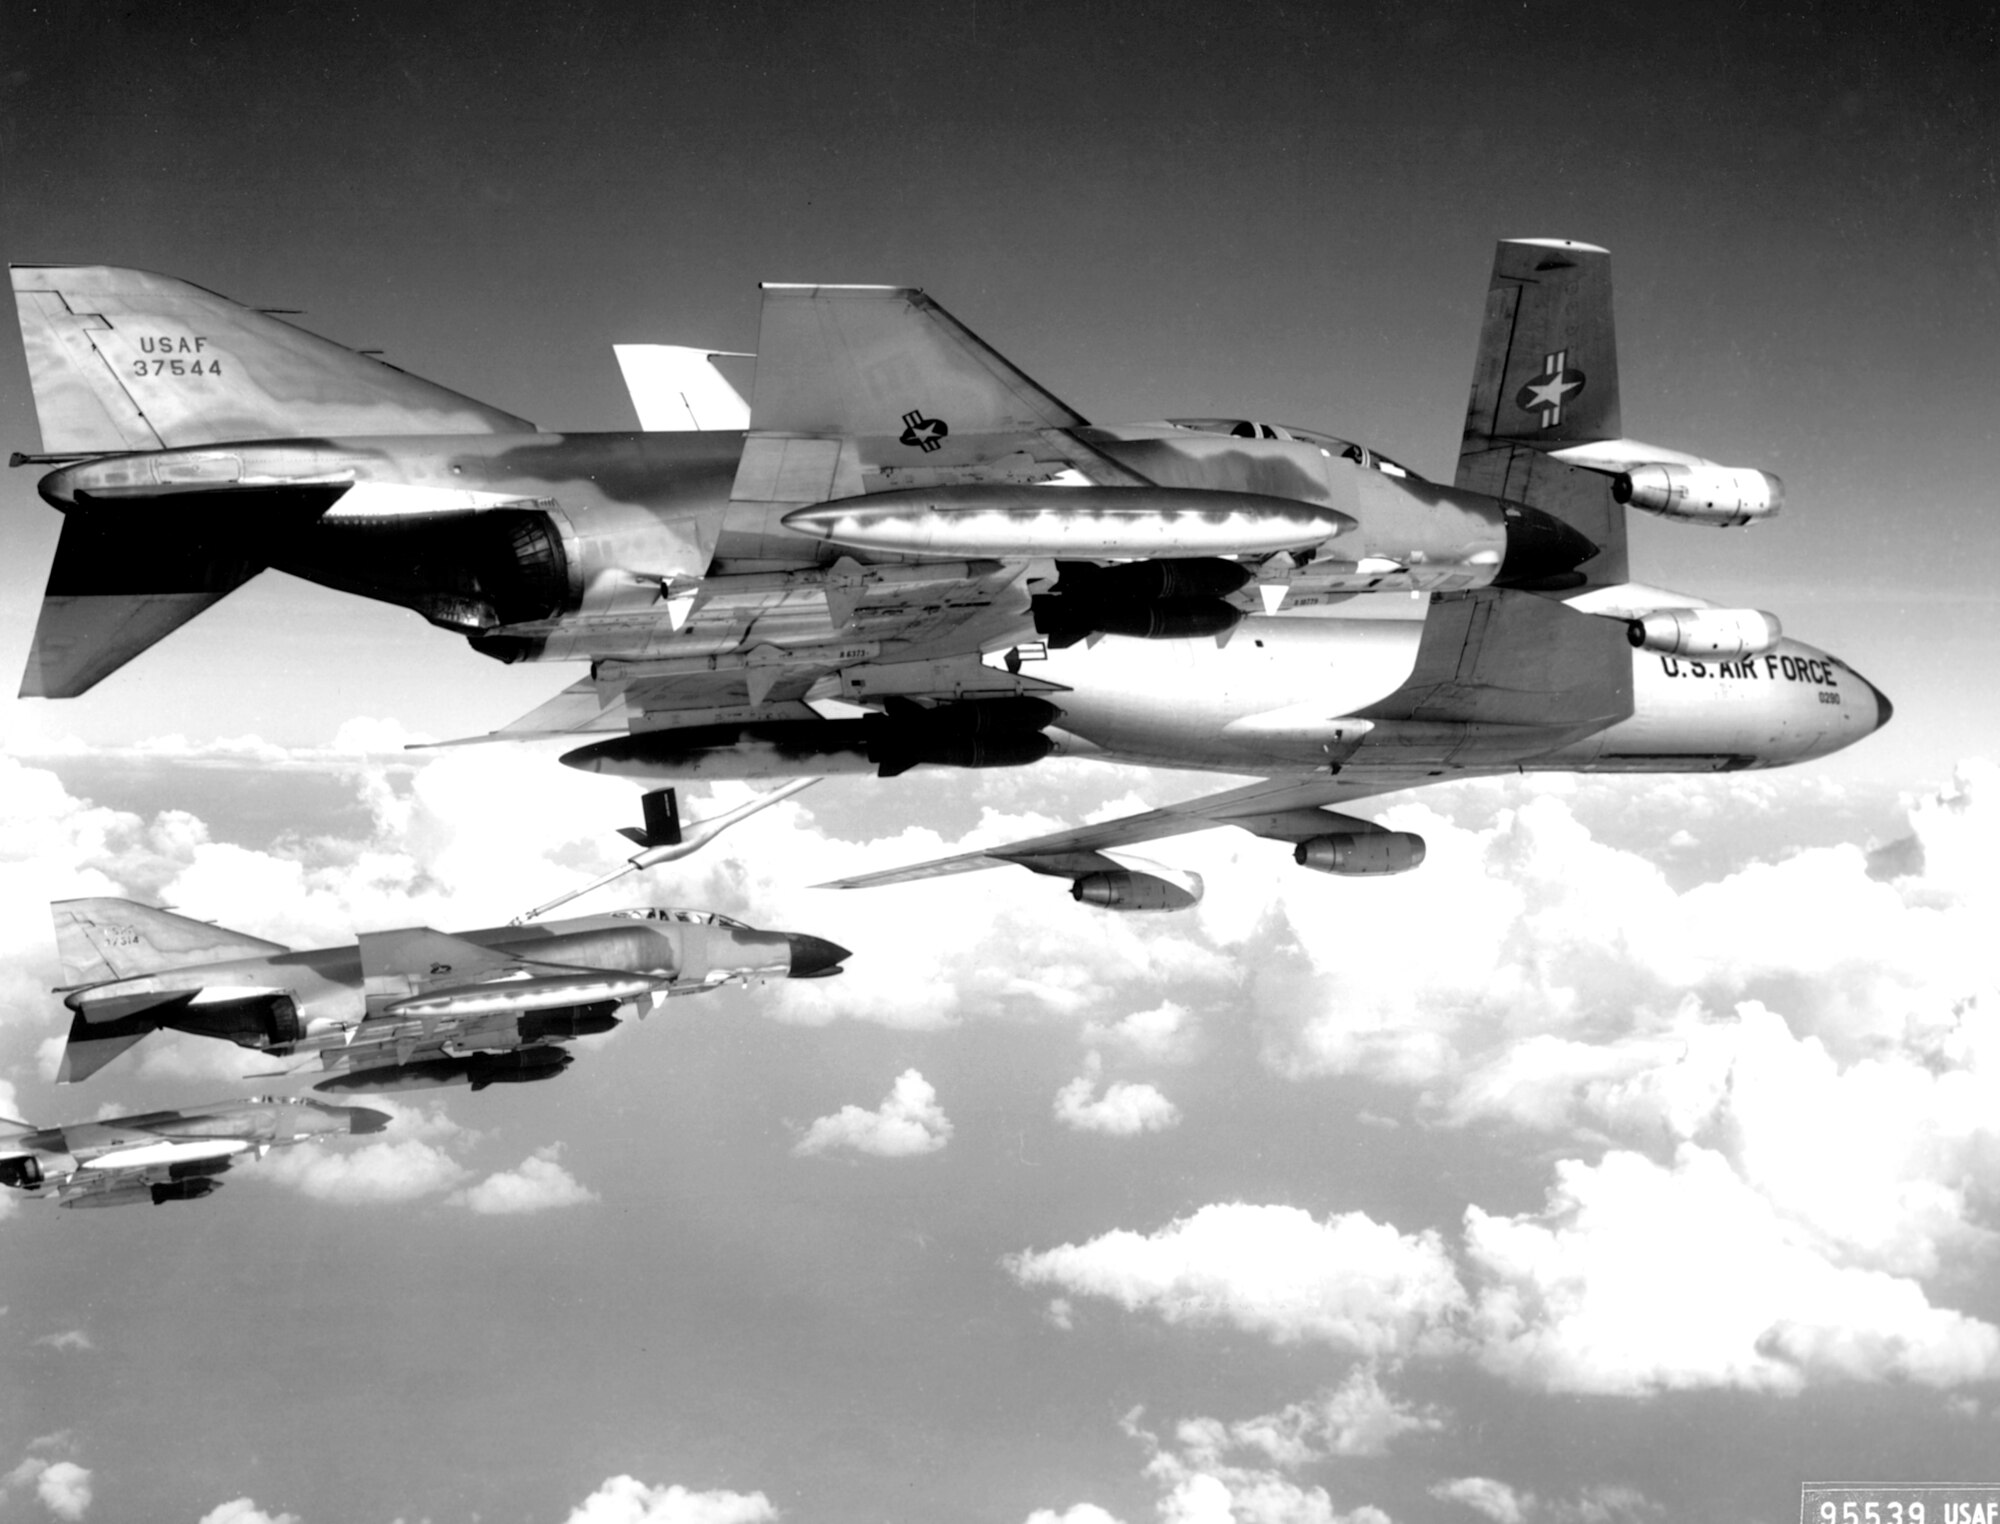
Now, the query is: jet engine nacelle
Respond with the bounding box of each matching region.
[1612,464,1784,527]
[1627,608,1783,659]
[1070,868,1204,912]
[0,1156,45,1190]
[1294,832,1426,876]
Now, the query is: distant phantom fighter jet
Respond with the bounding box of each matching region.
[48,898,849,1090]
[0,1095,389,1208]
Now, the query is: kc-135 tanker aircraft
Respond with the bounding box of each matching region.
[10,240,1888,912]
[1,1095,389,1209]
[45,897,849,1091]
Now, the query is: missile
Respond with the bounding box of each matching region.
[314,1046,577,1094]
[783,485,1355,559]
[564,699,1065,782]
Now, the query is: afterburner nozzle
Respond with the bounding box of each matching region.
[1493,505,1598,591]
[785,934,851,978]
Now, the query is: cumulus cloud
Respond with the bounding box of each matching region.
[1430,1477,1661,1524]
[1082,1001,1200,1064]
[1121,1406,1394,1524]
[1025,1507,1128,1524]
[1007,1203,1467,1358]
[1173,1366,1445,1466]
[196,1501,301,1524]
[563,1475,776,1524]
[1465,1146,2000,1394]
[3,1456,93,1521]
[258,1138,470,1204]
[449,1145,598,1214]
[1054,1054,1181,1136]
[33,1330,91,1352]
[793,1069,953,1158]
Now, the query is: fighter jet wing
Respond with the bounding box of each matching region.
[819,771,1456,889]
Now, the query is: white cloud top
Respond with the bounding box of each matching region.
[1008,1204,1467,1358]
[1465,1146,2000,1394]
[563,1475,777,1524]
[1054,1054,1181,1136]
[450,1146,599,1214]
[196,1501,302,1524]
[794,1069,953,1158]
[258,1139,470,1204]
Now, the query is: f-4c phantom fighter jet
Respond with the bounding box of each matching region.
[10,252,1594,761]
[0,1095,389,1209]
[49,898,849,1092]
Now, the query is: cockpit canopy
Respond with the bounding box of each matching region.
[611,907,750,930]
[1164,419,1421,480]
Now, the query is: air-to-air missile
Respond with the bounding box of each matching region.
[0,1095,390,1209]
[49,897,849,1093]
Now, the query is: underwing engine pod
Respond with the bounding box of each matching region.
[1294,832,1426,876]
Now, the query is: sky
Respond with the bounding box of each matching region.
[0,2,1996,1522]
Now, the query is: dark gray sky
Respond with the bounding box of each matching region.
[1,4,1996,1523]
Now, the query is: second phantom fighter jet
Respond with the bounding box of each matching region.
[50,898,849,1091]
[0,1095,389,1208]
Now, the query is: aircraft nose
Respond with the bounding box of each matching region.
[1493,505,1598,591]
[1862,673,1894,730]
[785,933,851,978]
[348,1106,393,1135]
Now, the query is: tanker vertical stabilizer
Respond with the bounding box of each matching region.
[1456,239,1628,587]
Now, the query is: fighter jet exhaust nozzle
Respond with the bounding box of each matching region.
[0,1156,46,1190]
[1612,463,1783,527]
[1070,869,1204,912]
[1294,832,1426,876]
[1492,505,1600,591]
[1626,608,1782,660]
[785,934,851,978]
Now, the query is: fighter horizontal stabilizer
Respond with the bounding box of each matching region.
[57,1014,155,1084]
[52,898,289,985]
[10,264,536,451]
[21,485,348,698]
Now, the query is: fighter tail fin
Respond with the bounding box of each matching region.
[51,898,288,986]
[748,285,1088,438]
[11,264,536,452]
[1455,239,1628,586]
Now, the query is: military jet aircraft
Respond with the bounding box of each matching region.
[811,238,1890,906]
[9,256,1595,761]
[48,897,849,1090]
[0,1095,389,1208]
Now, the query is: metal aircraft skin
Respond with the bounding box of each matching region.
[9,259,1595,734]
[805,239,1891,907]
[48,897,850,1091]
[0,1095,390,1209]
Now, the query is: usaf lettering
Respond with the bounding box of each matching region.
[132,335,221,377]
